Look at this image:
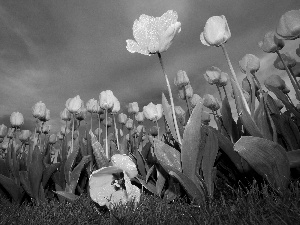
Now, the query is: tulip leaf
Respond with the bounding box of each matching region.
[64,138,80,184]
[91,166,123,178]
[153,138,181,172]
[278,113,299,150]
[287,149,300,168]
[135,146,147,179]
[89,130,109,168]
[265,84,300,119]
[162,93,179,143]
[19,171,33,198]
[136,176,157,195]
[0,174,24,204]
[0,158,9,177]
[42,163,61,188]
[234,136,290,191]
[146,165,155,183]
[265,94,281,115]
[156,167,166,197]
[11,142,20,184]
[54,191,80,202]
[163,176,181,202]
[69,155,91,193]
[169,170,204,205]
[182,101,206,181]
[201,128,219,196]
[28,145,44,202]
[221,96,239,142]
[231,78,263,138]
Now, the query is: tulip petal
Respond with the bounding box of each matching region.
[157,10,178,34]
[200,32,210,46]
[126,39,150,56]
[111,154,138,178]
[221,15,231,41]
[133,14,153,52]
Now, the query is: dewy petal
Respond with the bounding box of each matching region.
[222,15,231,41]
[111,154,138,178]
[158,22,181,53]
[126,39,151,56]
[123,172,141,207]
[157,10,178,35]
[200,32,210,46]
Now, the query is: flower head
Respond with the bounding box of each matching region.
[118,113,128,125]
[204,66,222,85]
[258,31,285,53]
[200,15,231,47]
[174,70,190,87]
[126,10,181,55]
[264,74,286,90]
[10,112,24,128]
[239,54,260,74]
[273,52,296,70]
[60,108,71,121]
[66,95,83,114]
[0,124,7,138]
[86,98,100,114]
[277,9,300,40]
[128,102,139,114]
[143,102,163,121]
[203,94,220,111]
[32,101,47,120]
[99,90,115,110]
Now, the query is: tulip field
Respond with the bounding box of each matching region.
[1,8,300,224]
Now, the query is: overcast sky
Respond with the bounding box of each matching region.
[0,0,299,133]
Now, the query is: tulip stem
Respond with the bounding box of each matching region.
[98,114,101,143]
[216,86,223,101]
[183,87,192,117]
[113,115,120,151]
[157,53,182,145]
[222,87,229,100]
[105,110,109,159]
[155,119,160,139]
[276,51,300,101]
[289,67,300,91]
[90,113,93,132]
[220,44,251,115]
[71,115,74,155]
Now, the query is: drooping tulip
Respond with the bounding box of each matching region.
[178,84,193,100]
[200,15,231,47]
[60,108,71,121]
[0,124,7,138]
[273,53,296,70]
[66,95,83,114]
[264,74,286,90]
[126,10,181,55]
[276,9,300,40]
[258,31,285,53]
[174,70,190,87]
[99,90,115,110]
[128,102,139,114]
[204,66,222,85]
[218,72,228,87]
[10,112,24,128]
[203,94,220,111]
[239,54,260,74]
[125,118,134,130]
[32,101,47,120]
[135,112,144,123]
[118,113,128,125]
[190,94,202,109]
[143,103,163,122]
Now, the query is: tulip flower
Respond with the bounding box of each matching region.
[89,154,140,209]
[60,108,71,121]
[200,15,231,47]
[118,113,127,125]
[135,112,144,123]
[274,53,296,70]
[239,54,260,74]
[99,90,115,110]
[75,105,87,121]
[32,101,47,120]
[136,125,145,135]
[111,98,120,114]
[10,112,24,128]
[19,130,32,143]
[103,117,113,128]
[178,84,193,100]
[40,108,51,122]
[204,66,222,85]
[0,124,7,138]
[126,10,181,55]
[258,31,285,53]
[190,94,202,109]
[203,94,220,111]
[174,106,186,126]
[49,134,57,145]
[66,95,83,114]
[174,70,190,88]
[264,74,286,91]
[218,72,228,87]
[42,124,51,134]
[86,98,100,113]
[282,86,290,94]
[277,9,300,40]
[143,103,163,122]
[128,102,139,115]
[274,99,284,111]
[125,118,133,130]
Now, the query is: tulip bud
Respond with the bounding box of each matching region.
[10,112,24,128]
[174,106,185,118]
[42,124,51,134]
[61,125,70,136]
[128,102,139,114]
[274,53,296,70]
[178,84,193,100]
[19,130,32,143]
[40,108,50,122]
[75,105,87,121]
[49,134,57,145]
[203,94,220,111]
[94,128,102,137]
[86,98,100,113]
[239,54,260,74]
[204,66,221,85]
[190,94,202,109]
[60,108,71,121]
[118,113,127,125]
[99,90,115,110]
[174,70,190,87]
[282,86,290,94]
[200,15,231,47]
[274,99,284,110]
[218,72,228,87]
[102,117,113,128]
[149,126,158,137]
[32,101,47,120]
[258,31,285,53]
[276,9,300,40]
[1,141,9,150]
[66,95,83,114]
[0,124,7,138]
[135,112,144,123]
[143,103,163,122]
[201,111,211,125]
[136,125,145,134]
[111,97,120,114]
[125,118,134,130]
[264,74,286,90]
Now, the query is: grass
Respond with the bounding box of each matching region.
[1,179,300,225]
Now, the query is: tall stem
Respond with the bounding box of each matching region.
[155,119,160,139]
[157,53,182,145]
[90,113,93,132]
[105,110,109,159]
[183,87,192,117]
[113,115,120,151]
[98,114,101,142]
[216,86,223,101]
[221,44,250,115]
[71,114,74,155]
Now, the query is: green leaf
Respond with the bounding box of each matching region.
[89,130,109,168]
[0,174,24,204]
[156,167,166,197]
[231,78,263,138]
[42,163,60,188]
[181,101,206,181]
[135,146,147,179]
[145,165,155,183]
[201,128,219,196]
[28,145,44,202]
[64,138,80,184]
[162,93,179,143]
[136,176,156,195]
[287,149,300,168]
[0,158,9,177]
[153,138,181,172]
[221,96,239,142]
[54,191,80,202]
[19,171,33,198]
[234,136,290,191]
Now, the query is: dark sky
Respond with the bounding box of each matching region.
[0,0,299,132]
